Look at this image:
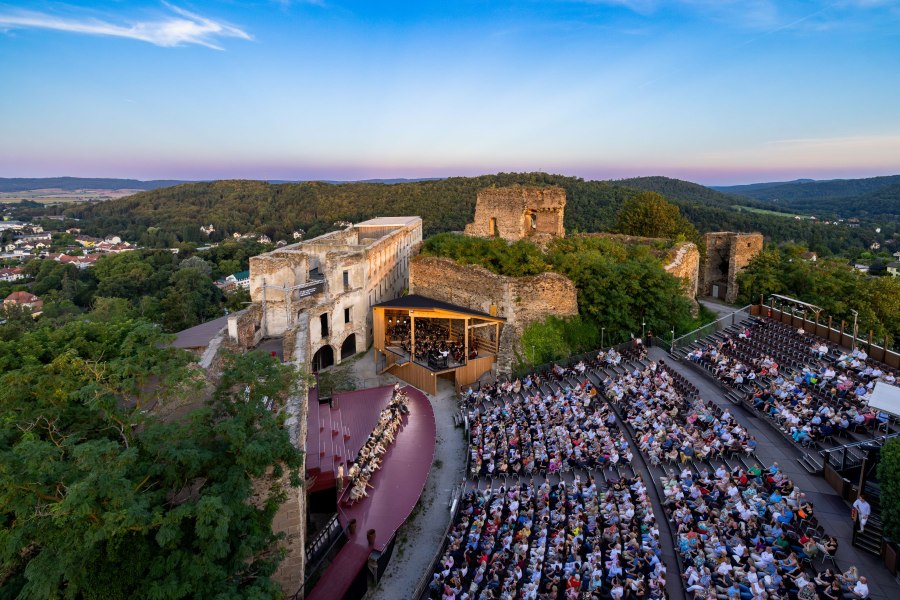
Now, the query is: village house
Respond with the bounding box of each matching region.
[4,291,43,315]
[0,267,24,282]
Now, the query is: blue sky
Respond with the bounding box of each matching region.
[1,1,898,185]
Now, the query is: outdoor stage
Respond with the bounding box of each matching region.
[306,385,436,600]
[373,294,505,395]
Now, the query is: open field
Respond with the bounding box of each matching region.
[0,188,143,203]
[732,205,803,218]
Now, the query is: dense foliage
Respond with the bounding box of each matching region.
[877,438,900,543]
[0,241,266,334]
[736,245,900,347]
[46,173,894,257]
[613,191,701,247]
[420,233,548,277]
[0,317,304,598]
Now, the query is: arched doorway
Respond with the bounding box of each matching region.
[312,345,334,371]
[340,334,357,361]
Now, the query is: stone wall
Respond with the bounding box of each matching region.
[227,304,264,349]
[464,186,566,242]
[240,218,422,371]
[271,376,309,597]
[702,232,764,303]
[410,256,578,374]
[663,241,700,299]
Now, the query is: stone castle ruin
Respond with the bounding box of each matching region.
[464,186,566,242]
[702,232,764,303]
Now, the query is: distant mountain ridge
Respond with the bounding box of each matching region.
[714,174,900,202]
[714,174,900,220]
[0,177,191,193]
[0,176,444,193]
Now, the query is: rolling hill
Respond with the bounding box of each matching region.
[0,177,190,193]
[41,172,887,258]
[714,174,900,203]
[715,175,900,220]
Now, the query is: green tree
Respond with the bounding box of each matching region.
[614,191,700,244]
[160,267,222,331]
[0,319,303,599]
[878,438,900,542]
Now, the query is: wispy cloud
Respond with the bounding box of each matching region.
[0,3,251,50]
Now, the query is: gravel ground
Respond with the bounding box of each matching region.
[349,351,467,600]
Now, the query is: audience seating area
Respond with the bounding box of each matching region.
[420,325,888,600]
[678,317,900,462]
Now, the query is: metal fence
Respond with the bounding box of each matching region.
[821,432,900,471]
[412,480,466,599]
[667,304,753,355]
[510,341,636,380]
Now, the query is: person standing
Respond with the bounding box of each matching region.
[852,496,871,533]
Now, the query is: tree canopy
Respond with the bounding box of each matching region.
[0,317,303,599]
[736,245,900,348]
[614,191,702,247]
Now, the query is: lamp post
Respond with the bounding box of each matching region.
[601,327,606,349]
[851,309,859,350]
[642,321,646,341]
[671,326,676,354]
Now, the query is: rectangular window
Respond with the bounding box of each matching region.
[343,270,350,290]
[320,313,329,337]
[344,307,351,324]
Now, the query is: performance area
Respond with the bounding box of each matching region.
[373,294,504,395]
[304,384,436,600]
[298,300,900,600]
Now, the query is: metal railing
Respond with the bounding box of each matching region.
[820,432,900,471]
[298,514,347,599]
[667,304,753,354]
[413,480,466,600]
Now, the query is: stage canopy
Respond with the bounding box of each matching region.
[373,293,505,322]
[869,381,900,418]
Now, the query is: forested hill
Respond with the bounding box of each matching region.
[67,174,645,242]
[714,175,900,220]
[714,174,900,202]
[614,176,769,210]
[0,177,189,192]
[59,172,892,255]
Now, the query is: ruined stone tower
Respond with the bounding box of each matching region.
[464,186,566,242]
[702,232,764,303]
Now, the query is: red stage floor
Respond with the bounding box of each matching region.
[306,385,396,493]
[306,385,436,600]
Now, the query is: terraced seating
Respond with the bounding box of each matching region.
[678,317,900,466]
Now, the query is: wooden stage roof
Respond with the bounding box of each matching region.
[373,293,505,322]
